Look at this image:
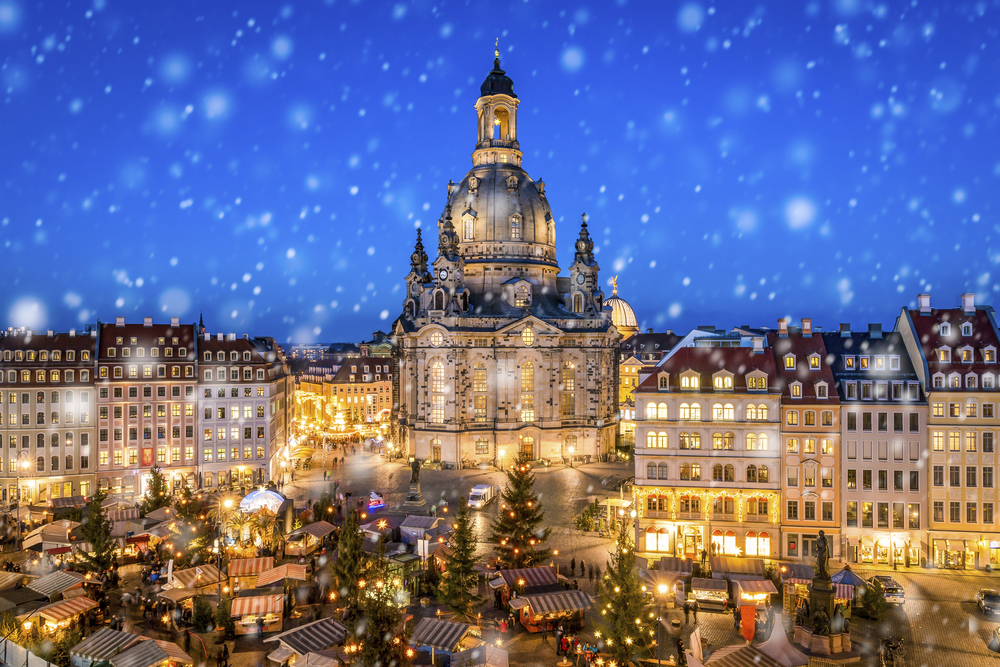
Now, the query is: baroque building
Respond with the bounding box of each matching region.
[391,50,620,467]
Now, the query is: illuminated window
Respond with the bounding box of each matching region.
[785,356,795,369]
[520,362,535,422]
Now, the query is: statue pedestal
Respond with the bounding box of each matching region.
[794,625,809,647]
[403,482,426,508]
[810,634,831,655]
[809,577,836,622]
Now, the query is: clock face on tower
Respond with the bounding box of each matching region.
[439,269,449,280]
[576,274,586,285]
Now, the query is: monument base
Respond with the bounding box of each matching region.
[403,482,426,507]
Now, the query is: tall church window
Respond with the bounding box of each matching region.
[473,362,487,422]
[573,293,583,313]
[510,214,521,240]
[515,285,531,308]
[520,362,535,422]
[430,361,445,424]
[464,217,474,240]
[561,362,575,417]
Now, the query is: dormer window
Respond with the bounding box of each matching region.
[747,374,767,391]
[784,355,795,369]
[874,356,885,370]
[816,383,828,399]
[890,356,900,370]
[940,322,952,336]
[938,348,951,363]
[932,373,945,389]
[843,356,855,369]
[809,355,820,370]
[960,347,974,364]
[658,375,669,390]
[681,375,700,389]
[859,356,870,369]
[790,382,802,399]
[967,374,978,389]
[962,322,972,336]
[713,373,733,390]
[949,373,961,388]
[515,284,531,308]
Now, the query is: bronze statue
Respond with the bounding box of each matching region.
[815,529,829,579]
[811,608,831,636]
[410,458,421,484]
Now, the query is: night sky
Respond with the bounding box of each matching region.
[1,1,996,343]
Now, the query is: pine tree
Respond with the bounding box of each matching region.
[438,499,482,617]
[140,465,171,514]
[489,461,551,569]
[595,520,653,665]
[332,509,368,634]
[353,547,413,667]
[76,488,116,573]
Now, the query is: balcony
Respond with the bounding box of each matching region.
[711,513,735,522]
[746,514,769,523]
[678,512,702,521]
[490,139,514,148]
[645,510,671,519]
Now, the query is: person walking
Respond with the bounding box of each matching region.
[222,644,230,667]
[683,600,690,625]
[541,622,548,640]
[691,598,699,624]
[733,605,741,631]
[588,565,594,587]
[570,557,576,577]
[579,560,586,579]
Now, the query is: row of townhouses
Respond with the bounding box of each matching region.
[630,292,1000,570]
[0,317,295,505]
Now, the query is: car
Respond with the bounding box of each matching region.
[977,589,1000,615]
[869,576,905,605]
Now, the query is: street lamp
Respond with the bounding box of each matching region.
[15,452,30,550]
[498,448,505,470]
[655,583,669,667]
[216,497,233,597]
[568,446,575,468]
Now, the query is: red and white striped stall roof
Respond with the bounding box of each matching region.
[38,596,99,623]
[230,594,283,618]
[228,557,275,577]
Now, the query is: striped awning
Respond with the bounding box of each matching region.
[71,627,142,661]
[268,647,296,664]
[172,564,223,589]
[268,617,347,654]
[256,564,309,588]
[710,557,766,579]
[736,580,777,595]
[410,618,471,651]
[497,567,557,589]
[28,570,86,596]
[295,521,336,539]
[0,571,25,591]
[451,645,509,667]
[52,496,88,508]
[834,583,854,600]
[231,594,284,617]
[144,639,194,665]
[110,640,169,667]
[158,588,197,603]
[106,508,142,522]
[38,596,99,623]
[705,644,783,667]
[521,590,593,615]
[229,557,275,577]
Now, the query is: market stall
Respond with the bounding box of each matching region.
[690,578,729,610]
[35,596,99,632]
[830,566,865,608]
[451,645,508,667]
[265,616,348,665]
[171,564,225,593]
[710,557,766,581]
[0,571,26,591]
[256,564,309,589]
[409,618,471,663]
[228,557,275,593]
[510,589,592,633]
[284,521,336,558]
[71,627,143,667]
[27,570,87,601]
[490,566,559,605]
[734,579,778,609]
[779,563,814,617]
[108,639,169,667]
[231,594,284,635]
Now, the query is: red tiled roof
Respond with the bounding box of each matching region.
[636,346,777,392]
[906,307,1000,383]
[766,332,841,404]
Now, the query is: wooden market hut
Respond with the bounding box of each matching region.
[508,589,593,633]
[228,557,274,593]
[231,593,284,635]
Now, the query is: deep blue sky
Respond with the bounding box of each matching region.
[1,1,996,343]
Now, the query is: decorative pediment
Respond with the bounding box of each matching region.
[506,174,519,191]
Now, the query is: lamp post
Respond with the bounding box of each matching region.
[217,497,233,597]
[498,448,505,471]
[568,445,575,468]
[15,452,30,551]
[656,583,668,667]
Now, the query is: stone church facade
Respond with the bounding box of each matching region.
[391,50,620,467]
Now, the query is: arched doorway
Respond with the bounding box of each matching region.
[519,436,534,460]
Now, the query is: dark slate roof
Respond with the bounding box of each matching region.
[821,330,926,403]
[620,332,683,356]
[480,58,516,98]
[269,617,347,655]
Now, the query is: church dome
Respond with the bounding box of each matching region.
[481,57,516,98]
[605,278,638,335]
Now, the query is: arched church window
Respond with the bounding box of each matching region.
[515,285,531,308]
[510,214,521,240]
[464,217,474,240]
[573,293,583,313]
[434,291,444,311]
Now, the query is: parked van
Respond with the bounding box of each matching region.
[467,484,498,509]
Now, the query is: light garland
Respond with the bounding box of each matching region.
[634,486,780,524]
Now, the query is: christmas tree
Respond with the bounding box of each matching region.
[438,499,483,617]
[595,520,653,665]
[75,488,116,573]
[488,461,551,569]
[352,546,413,667]
[332,508,368,634]
[140,465,171,514]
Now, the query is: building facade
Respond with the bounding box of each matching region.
[96,317,198,499]
[823,323,927,567]
[0,328,97,504]
[391,51,620,467]
[633,340,781,559]
[897,292,1000,569]
[196,332,292,490]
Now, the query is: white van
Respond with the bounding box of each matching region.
[467,484,498,509]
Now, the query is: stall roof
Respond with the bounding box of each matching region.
[496,567,558,590]
[157,589,197,603]
[268,647,296,664]
[231,594,283,617]
[52,496,88,509]
[302,651,340,667]
[691,578,728,592]
[451,645,509,667]
[110,640,169,667]
[736,580,778,595]
[172,564,224,589]
[657,557,695,574]
[780,563,814,584]
[255,564,309,588]
[62,587,89,600]
[521,590,593,615]
[400,516,439,530]
[830,566,866,588]
[28,570,86,597]
[757,615,810,667]
[706,644,784,667]
[0,588,48,606]
[508,598,529,610]
[710,557,765,580]
[145,507,176,522]
[144,639,193,665]
[410,618,471,652]
[229,557,275,578]
[105,508,142,522]
[0,571,25,591]
[37,596,99,623]
[72,628,143,662]
[267,616,347,655]
[291,521,336,539]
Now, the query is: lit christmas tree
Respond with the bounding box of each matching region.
[489,461,551,569]
[596,520,653,665]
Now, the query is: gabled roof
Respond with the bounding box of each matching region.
[766,331,840,405]
[636,346,776,393]
[903,305,1000,384]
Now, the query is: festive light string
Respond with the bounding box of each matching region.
[633,486,780,524]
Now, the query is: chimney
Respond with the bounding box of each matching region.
[47,330,53,337]
[918,293,931,314]
[217,333,224,341]
[170,317,180,327]
[69,330,76,337]
[115,316,125,327]
[869,323,883,339]
[962,292,976,314]
[204,332,211,341]
[143,317,152,327]
[802,318,812,337]
[91,330,97,338]
[840,323,851,338]
[228,333,236,341]
[243,334,249,339]
[778,318,789,337]
[752,336,764,354]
